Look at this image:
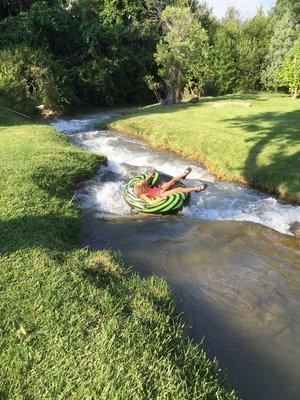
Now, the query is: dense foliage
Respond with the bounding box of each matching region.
[0,0,299,113]
[0,0,160,112]
[261,0,299,94]
[155,5,209,103]
[237,10,270,92]
[209,16,240,95]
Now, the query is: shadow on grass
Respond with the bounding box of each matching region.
[0,213,80,254]
[105,93,268,127]
[224,110,300,201]
[0,100,32,127]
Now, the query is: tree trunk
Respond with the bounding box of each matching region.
[153,89,161,103]
[164,67,183,105]
[176,70,182,102]
[166,87,176,104]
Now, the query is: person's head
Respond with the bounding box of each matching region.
[134,179,148,196]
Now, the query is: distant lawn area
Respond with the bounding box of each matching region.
[108,93,300,203]
[0,101,239,399]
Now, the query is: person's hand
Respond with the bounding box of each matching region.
[146,172,154,180]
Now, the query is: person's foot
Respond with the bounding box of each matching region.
[181,167,192,179]
[194,183,207,193]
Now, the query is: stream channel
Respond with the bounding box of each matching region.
[52,114,300,400]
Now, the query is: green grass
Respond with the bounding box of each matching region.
[107,93,300,203]
[0,100,240,399]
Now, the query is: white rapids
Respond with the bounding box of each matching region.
[51,115,300,235]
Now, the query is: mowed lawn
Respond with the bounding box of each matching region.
[108,93,300,203]
[0,101,240,399]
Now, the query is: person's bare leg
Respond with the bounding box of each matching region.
[162,183,207,197]
[161,168,192,191]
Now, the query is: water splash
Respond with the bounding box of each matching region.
[51,116,300,235]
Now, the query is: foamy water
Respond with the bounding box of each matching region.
[51,116,300,235]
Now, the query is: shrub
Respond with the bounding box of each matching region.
[0,45,75,114]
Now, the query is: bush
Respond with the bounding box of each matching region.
[0,45,76,114]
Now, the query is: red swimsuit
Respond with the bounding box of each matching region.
[146,186,163,198]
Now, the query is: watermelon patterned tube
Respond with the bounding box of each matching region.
[123,172,188,214]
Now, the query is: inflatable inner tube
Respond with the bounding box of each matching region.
[124,172,189,214]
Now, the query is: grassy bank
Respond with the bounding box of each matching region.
[0,101,239,399]
[107,93,300,203]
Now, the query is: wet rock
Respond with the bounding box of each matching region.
[289,221,300,237]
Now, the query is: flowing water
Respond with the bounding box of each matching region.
[52,114,300,400]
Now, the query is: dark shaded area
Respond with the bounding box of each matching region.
[224,110,300,201]
[0,214,79,254]
[0,0,35,20]
[0,106,31,127]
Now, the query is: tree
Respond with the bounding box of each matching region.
[237,9,270,91]
[155,5,209,104]
[261,0,299,90]
[224,6,241,25]
[0,0,35,20]
[0,0,66,20]
[209,17,240,94]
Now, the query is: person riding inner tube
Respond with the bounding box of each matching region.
[124,168,207,214]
